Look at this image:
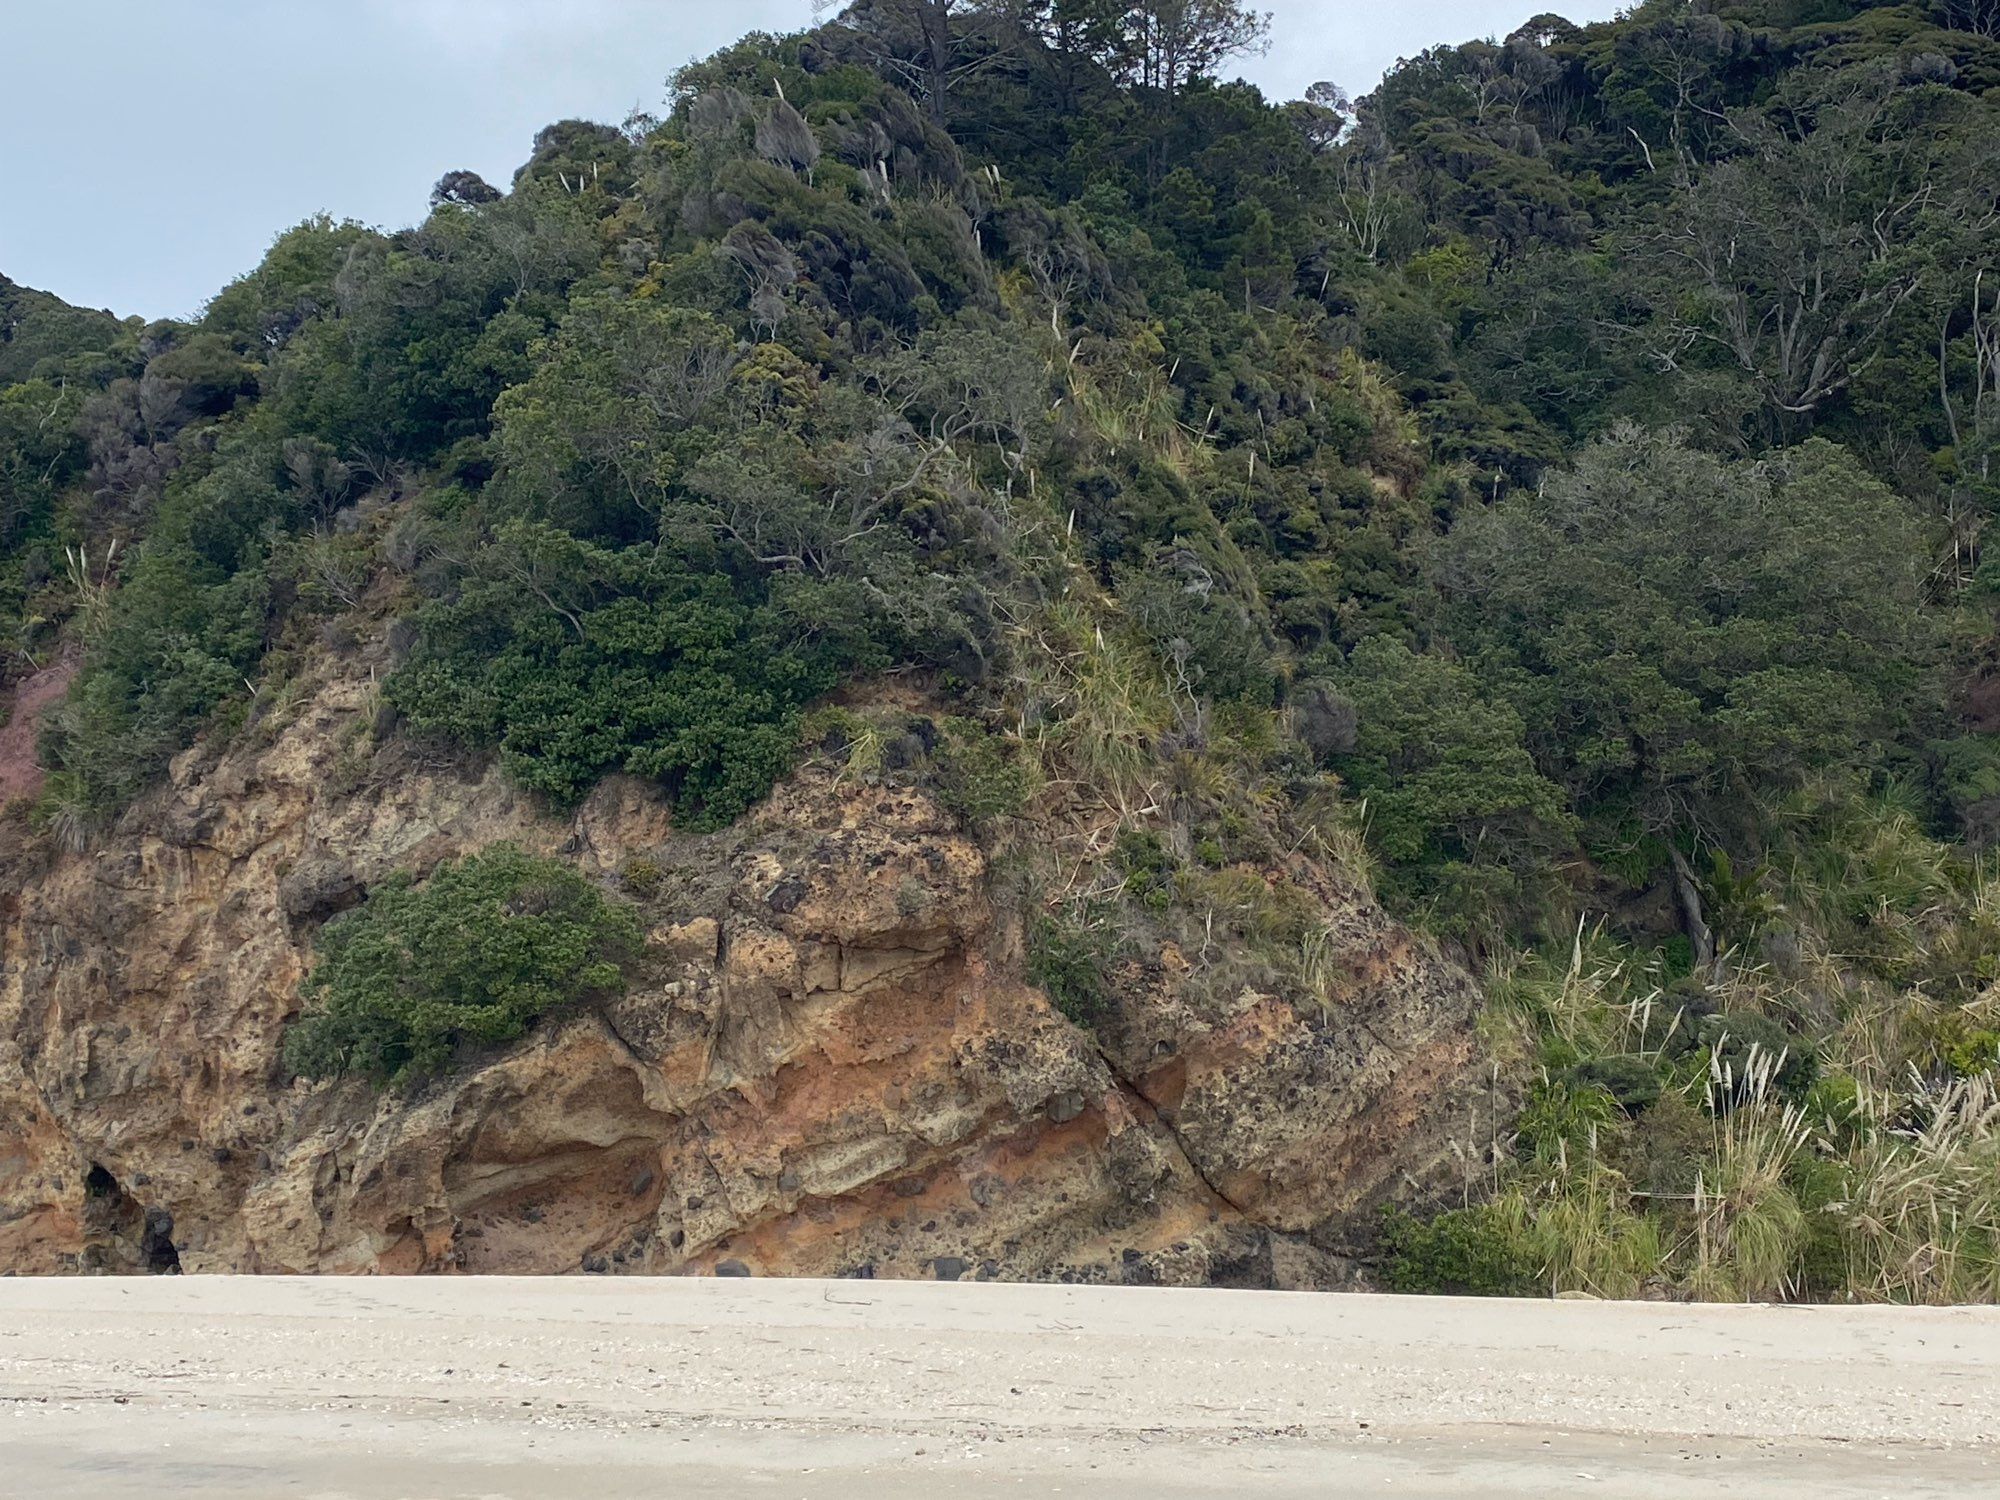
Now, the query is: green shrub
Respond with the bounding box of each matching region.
[620,857,664,899]
[1026,909,1114,1028]
[285,845,643,1083]
[1697,1010,1818,1106]
[1113,827,1177,909]
[1941,1026,2000,1081]
[1379,1203,1541,1297]
[386,522,874,829]
[40,436,305,814]
[1116,548,1273,705]
[1566,1055,1664,1115]
[930,717,1035,827]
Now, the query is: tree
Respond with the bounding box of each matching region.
[1632,65,1998,443]
[1113,1,1271,98]
[1287,81,1349,154]
[834,0,1004,124]
[1327,98,1399,260]
[0,274,126,385]
[1009,0,1129,111]
[1437,427,1938,847]
[490,294,738,538]
[0,379,83,552]
[1332,635,1569,868]
[1932,0,2000,39]
[431,170,502,208]
[754,99,822,176]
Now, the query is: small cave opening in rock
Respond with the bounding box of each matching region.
[80,1162,181,1274]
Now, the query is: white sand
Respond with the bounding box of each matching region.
[2,1276,1994,1497]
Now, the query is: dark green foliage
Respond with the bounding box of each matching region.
[1439,428,1938,852]
[1026,908,1114,1027]
[0,274,128,384]
[1113,827,1178,909]
[1698,1010,1820,1105]
[39,434,312,810]
[1117,545,1273,704]
[0,379,84,554]
[1331,637,1570,867]
[386,522,871,828]
[285,845,643,1083]
[264,194,593,466]
[1328,636,1569,940]
[1379,1203,1542,1297]
[201,216,373,354]
[1566,1055,1665,1115]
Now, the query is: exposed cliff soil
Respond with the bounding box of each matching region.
[0,648,76,813]
[0,630,1495,1283]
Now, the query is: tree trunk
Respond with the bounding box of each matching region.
[918,0,953,124]
[1668,846,1716,976]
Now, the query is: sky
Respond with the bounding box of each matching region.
[2,2,1621,322]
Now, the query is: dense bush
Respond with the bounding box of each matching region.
[1379,1203,1542,1297]
[1439,431,1937,843]
[385,521,874,827]
[38,433,310,812]
[1025,908,1115,1028]
[1328,635,1570,940]
[285,846,642,1083]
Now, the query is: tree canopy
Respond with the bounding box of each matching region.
[3,0,1995,957]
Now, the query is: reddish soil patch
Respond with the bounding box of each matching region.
[0,649,76,811]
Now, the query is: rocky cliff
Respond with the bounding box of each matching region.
[0,629,1494,1283]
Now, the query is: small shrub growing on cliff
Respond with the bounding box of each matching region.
[285,844,642,1083]
[620,856,664,899]
[930,717,1035,829]
[1026,908,1114,1028]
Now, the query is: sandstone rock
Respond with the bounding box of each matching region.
[653,917,721,969]
[0,638,1494,1285]
[277,856,363,923]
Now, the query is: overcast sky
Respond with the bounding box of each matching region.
[2,2,1618,322]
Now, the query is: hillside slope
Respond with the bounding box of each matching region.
[3,0,1999,1296]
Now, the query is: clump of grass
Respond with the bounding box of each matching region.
[1004,596,1173,813]
[1402,779,2000,1303]
[800,705,890,785]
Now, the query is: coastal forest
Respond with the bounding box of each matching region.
[6,0,2000,1300]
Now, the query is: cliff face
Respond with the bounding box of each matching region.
[0,636,1493,1283]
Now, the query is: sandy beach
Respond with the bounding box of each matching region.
[1,1276,1994,1497]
